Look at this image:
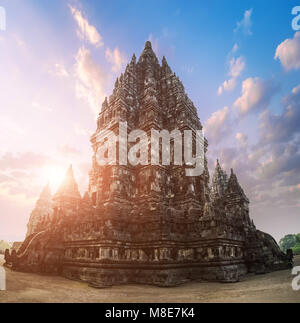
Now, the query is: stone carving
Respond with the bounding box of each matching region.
[26,183,53,237]
[11,42,289,286]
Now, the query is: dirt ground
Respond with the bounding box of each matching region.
[0,255,299,303]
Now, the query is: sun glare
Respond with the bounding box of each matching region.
[42,165,66,192]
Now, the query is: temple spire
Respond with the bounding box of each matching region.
[144,40,152,50]
[52,165,81,216]
[138,41,159,65]
[130,53,136,64]
[54,165,81,200]
[162,56,172,75]
[211,159,228,200]
[80,191,92,210]
[26,183,53,237]
[226,168,248,200]
[40,182,51,199]
[102,97,108,111]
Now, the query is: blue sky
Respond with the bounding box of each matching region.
[2,0,299,118]
[0,0,300,241]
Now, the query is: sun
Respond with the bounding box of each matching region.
[42,165,66,192]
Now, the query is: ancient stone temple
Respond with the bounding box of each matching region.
[26,184,53,237]
[10,42,289,286]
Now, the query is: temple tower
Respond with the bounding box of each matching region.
[26,183,53,237]
[53,165,81,216]
[89,41,209,221]
[211,160,228,201]
[13,41,289,285]
[225,168,252,228]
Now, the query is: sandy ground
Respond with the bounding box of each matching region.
[0,255,299,303]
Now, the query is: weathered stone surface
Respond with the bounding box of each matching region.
[26,184,53,237]
[12,42,289,286]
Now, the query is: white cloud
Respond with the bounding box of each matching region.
[0,152,49,171]
[105,47,127,72]
[32,101,53,113]
[235,9,253,35]
[292,83,300,95]
[234,77,278,116]
[232,43,239,53]
[236,132,248,147]
[211,84,300,207]
[0,116,24,136]
[0,117,25,152]
[147,31,175,59]
[275,32,300,71]
[204,106,232,143]
[58,144,81,157]
[50,63,69,78]
[74,123,89,136]
[69,5,103,48]
[229,56,245,78]
[74,46,107,117]
[12,34,26,48]
[259,84,300,144]
[218,78,236,95]
[148,34,159,54]
[182,65,195,74]
[218,56,245,95]
[208,84,300,242]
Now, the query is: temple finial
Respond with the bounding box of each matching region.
[101,97,108,111]
[131,53,136,64]
[161,56,172,74]
[144,41,152,50]
[226,168,248,200]
[211,159,228,200]
[138,40,159,64]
